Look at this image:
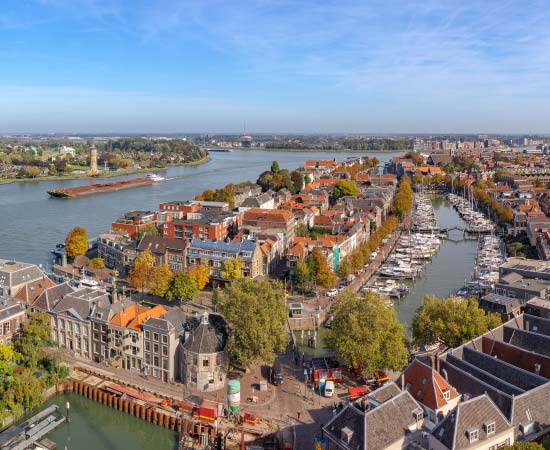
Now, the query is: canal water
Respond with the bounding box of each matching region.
[394,196,478,328]
[0,149,402,267]
[39,393,178,450]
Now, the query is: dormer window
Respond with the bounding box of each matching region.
[443,389,451,401]
[484,420,496,435]
[466,427,479,443]
[412,407,423,422]
[422,377,427,385]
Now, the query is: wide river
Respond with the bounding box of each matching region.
[0,149,402,267]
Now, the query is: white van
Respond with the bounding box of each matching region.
[324,380,335,397]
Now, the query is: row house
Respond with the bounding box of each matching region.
[109,303,167,373]
[137,236,187,271]
[0,297,25,344]
[111,210,157,240]
[50,287,110,359]
[159,200,200,219]
[97,231,138,275]
[141,308,187,383]
[242,208,296,250]
[238,192,275,211]
[187,238,263,281]
[0,259,48,297]
[13,276,55,306]
[233,184,262,207]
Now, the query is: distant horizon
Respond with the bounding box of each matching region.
[2,1,550,132]
[2,131,550,138]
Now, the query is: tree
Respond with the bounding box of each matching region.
[290,170,305,192]
[149,264,174,298]
[211,285,220,312]
[221,278,288,367]
[128,249,155,298]
[412,295,502,350]
[333,180,359,199]
[136,224,159,241]
[167,272,198,302]
[327,291,408,378]
[270,160,280,173]
[222,257,243,281]
[188,265,210,290]
[295,258,312,293]
[64,226,88,259]
[507,242,524,257]
[91,257,105,269]
[0,343,20,380]
[504,443,544,450]
[14,311,52,369]
[3,369,44,416]
[308,247,336,289]
[26,166,40,178]
[394,176,413,220]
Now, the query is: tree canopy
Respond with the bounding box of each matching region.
[412,295,502,349]
[14,311,52,369]
[221,278,288,367]
[333,180,359,199]
[222,257,243,281]
[188,265,210,290]
[167,271,198,302]
[64,226,88,259]
[149,264,174,298]
[128,249,155,297]
[327,290,409,378]
[393,176,413,220]
[307,246,337,289]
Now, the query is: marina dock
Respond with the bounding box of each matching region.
[0,405,66,450]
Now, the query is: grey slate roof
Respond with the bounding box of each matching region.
[0,259,45,291]
[431,394,512,450]
[183,313,227,354]
[32,282,75,312]
[0,297,25,321]
[188,238,257,262]
[324,382,422,450]
[137,236,186,255]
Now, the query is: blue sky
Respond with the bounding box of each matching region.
[1,0,550,133]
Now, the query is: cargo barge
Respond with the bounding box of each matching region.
[48,177,154,198]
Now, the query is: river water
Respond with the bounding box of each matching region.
[39,393,177,450]
[0,149,401,267]
[394,196,478,327]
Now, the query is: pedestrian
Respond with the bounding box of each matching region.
[294,354,299,366]
[297,411,301,421]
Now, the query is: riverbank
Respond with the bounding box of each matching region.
[232,147,409,153]
[0,155,211,185]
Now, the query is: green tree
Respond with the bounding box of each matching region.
[393,176,413,220]
[136,224,159,241]
[504,443,544,450]
[333,180,359,199]
[167,272,198,302]
[211,285,220,312]
[149,264,174,297]
[412,295,502,350]
[221,278,288,367]
[222,257,243,281]
[64,226,88,259]
[91,257,105,269]
[3,369,45,416]
[507,242,524,257]
[188,264,210,290]
[26,166,40,178]
[128,249,155,298]
[271,160,280,173]
[0,343,21,380]
[295,258,312,293]
[327,291,408,378]
[14,311,52,369]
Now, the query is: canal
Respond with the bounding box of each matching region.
[394,195,478,328]
[0,149,403,267]
[39,393,177,450]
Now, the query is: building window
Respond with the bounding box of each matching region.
[145,341,150,351]
[162,358,168,369]
[144,330,150,339]
[154,356,159,367]
[153,333,159,342]
[162,335,168,344]
[154,343,159,353]
[5,322,10,333]
[467,428,479,443]
[162,345,168,356]
[485,421,496,435]
[443,389,451,401]
[203,358,209,367]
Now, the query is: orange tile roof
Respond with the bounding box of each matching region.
[14,277,55,304]
[110,304,167,331]
[243,208,293,223]
[403,359,459,411]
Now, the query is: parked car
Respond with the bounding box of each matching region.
[271,361,284,385]
[324,380,335,397]
[327,289,338,297]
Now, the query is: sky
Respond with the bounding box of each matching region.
[1,0,550,134]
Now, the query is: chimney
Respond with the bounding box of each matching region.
[401,373,405,390]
